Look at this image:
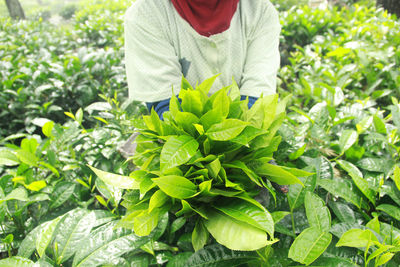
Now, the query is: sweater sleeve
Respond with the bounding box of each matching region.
[239,1,281,97]
[124,1,183,102]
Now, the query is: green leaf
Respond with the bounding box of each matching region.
[328,202,356,224]
[180,90,204,117]
[336,228,378,248]
[339,130,358,154]
[72,221,151,267]
[213,198,274,236]
[312,256,359,267]
[36,216,63,257]
[152,175,197,199]
[25,180,46,192]
[160,135,199,171]
[185,244,258,267]
[54,209,95,263]
[366,217,380,234]
[212,88,230,118]
[377,204,400,221]
[375,253,394,266]
[88,166,139,190]
[305,191,331,231]
[0,187,29,204]
[0,256,35,267]
[134,209,160,236]
[288,227,332,265]
[42,121,55,137]
[373,115,387,134]
[192,220,208,251]
[392,166,400,191]
[271,211,290,224]
[357,158,394,173]
[288,174,317,211]
[206,119,249,141]
[318,178,364,209]
[50,182,76,209]
[0,149,19,166]
[18,224,42,258]
[15,149,38,167]
[197,74,219,95]
[174,112,199,135]
[337,160,376,205]
[250,160,303,185]
[203,209,275,251]
[149,190,169,213]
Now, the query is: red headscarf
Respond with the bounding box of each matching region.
[171,0,240,37]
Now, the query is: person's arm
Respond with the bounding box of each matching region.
[239,1,281,98]
[124,2,182,103]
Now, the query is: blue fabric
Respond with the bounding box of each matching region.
[146,98,170,120]
[147,95,258,120]
[240,95,258,108]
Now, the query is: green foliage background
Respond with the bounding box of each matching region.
[1,0,400,266]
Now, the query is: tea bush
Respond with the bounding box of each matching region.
[1,0,400,266]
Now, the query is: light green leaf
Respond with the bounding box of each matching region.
[288,227,332,265]
[192,220,208,251]
[42,121,55,138]
[203,209,275,251]
[206,119,249,141]
[75,108,83,124]
[197,74,219,95]
[373,115,387,134]
[339,130,358,154]
[200,109,224,130]
[0,256,34,267]
[174,112,199,135]
[133,209,160,236]
[25,180,46,192]
[305,191,331,231]
[212,88,230,118]
[72,221,151,267]
[337,160,376,205]
[160,135,199,171]
[152,175,197,199]
[376,253,394,266]
[377,204,400,221]
[149,190,169,213]
[213,198,274,236]
[0,149,19,166]
[336,228,378,248]
[88,165,139,190]
[366,217,380,234]
[16,149,38,167]
[36,216,63,257]
[180,90,204,117]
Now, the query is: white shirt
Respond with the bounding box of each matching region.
[124,0,281,102]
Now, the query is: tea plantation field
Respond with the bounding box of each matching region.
[0,0,400,266]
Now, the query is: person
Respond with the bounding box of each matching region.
[124,0,281,119]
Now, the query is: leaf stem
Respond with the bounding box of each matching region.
[291,210,296,236]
